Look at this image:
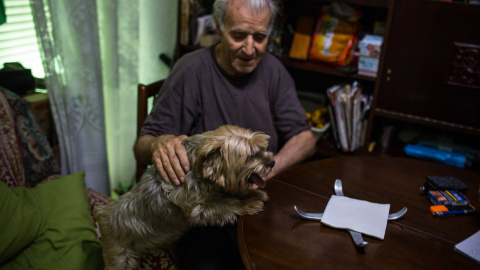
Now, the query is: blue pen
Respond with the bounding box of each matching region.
[433,208,476,216]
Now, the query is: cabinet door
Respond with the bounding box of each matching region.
[376,0,480,133]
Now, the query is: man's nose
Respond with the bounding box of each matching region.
[243,36,255,56]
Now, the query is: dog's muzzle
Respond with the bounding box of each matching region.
[248,161,274,188]
[248,173,266,188]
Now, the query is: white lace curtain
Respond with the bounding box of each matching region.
[30,0,177,196]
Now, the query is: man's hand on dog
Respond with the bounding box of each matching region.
[152,134,190,185]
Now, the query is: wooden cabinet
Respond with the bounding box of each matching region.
[371,0,480,134]
[176,0,480,160]
[368,0,480,160]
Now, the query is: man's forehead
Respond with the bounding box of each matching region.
[224,0,270,29]
[230,28,268,35]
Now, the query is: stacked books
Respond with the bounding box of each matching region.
[327,82,372,152]
[427,189,475,216]
[427,190,469,206]
[422,175,476,217]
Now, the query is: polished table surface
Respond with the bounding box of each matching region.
[238,156,480,269]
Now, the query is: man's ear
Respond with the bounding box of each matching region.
[214,17,223,38]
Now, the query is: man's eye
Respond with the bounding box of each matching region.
[232,32,247,40]
[253,33,267,42]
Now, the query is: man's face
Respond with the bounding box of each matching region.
[215,0,270,76]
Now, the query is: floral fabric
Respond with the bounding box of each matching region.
[0,88,25,187]
[0,87,59,187]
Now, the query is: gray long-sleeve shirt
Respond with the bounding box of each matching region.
[141,46,310,153]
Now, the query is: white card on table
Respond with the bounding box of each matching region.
[321,195,390,240]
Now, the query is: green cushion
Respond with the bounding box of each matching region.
[0,172,104,270]
[0,182,47,265]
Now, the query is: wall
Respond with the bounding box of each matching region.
[139,1,178,84]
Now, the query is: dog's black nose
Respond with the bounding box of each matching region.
[268,160,275,168]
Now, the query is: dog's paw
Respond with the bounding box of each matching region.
[246,189,268,202]
[240,199,266,215]
[256,190,268,202]
[239,192,268,215]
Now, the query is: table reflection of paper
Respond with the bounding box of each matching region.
[321,195,390,240]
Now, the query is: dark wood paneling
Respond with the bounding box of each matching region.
[376,0,480,132]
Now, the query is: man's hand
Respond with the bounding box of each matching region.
[266,130,315,180]
[151,134,190,185]
[135,134,190,185]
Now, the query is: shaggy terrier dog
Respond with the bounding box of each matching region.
[95,125,275,270]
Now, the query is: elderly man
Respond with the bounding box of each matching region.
[134,0,316,268]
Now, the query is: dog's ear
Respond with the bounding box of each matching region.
[194,127,238,188]
[249,132,270,152]
[201,150,226,186]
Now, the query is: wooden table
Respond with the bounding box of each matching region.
[238,156,480,269]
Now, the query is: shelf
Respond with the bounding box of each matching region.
[177,45,377,82]
[299,0,390,8]
[374,109,480,136]
[280,57,377,82]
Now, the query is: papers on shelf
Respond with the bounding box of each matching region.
[327,82,372,152]
[321,195,390,240]
[194,14,217,46]
[455,230,480,264]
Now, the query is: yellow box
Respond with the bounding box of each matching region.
[289,16,315,60]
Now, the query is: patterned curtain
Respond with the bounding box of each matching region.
[30,0,115,195]
[30,0,176,196]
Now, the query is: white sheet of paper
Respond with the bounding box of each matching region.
[454,230,480,264]
[321,195,390,240]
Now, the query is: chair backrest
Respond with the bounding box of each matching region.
[136,80,164,182]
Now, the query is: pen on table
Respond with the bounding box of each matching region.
[430,204,476,216]
[433,209,476,216]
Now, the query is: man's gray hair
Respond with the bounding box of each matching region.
[213,0,278,33]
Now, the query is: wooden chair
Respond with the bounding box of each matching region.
[136,80,164,182]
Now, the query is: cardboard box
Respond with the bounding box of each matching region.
[358,35,383,77]
[289,16,315,60]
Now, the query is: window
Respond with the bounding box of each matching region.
[0,0,44,78]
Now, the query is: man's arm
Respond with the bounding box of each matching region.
[134,134,190,185]
[266,129,316,180]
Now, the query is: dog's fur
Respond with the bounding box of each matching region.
[94,125,274,270]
